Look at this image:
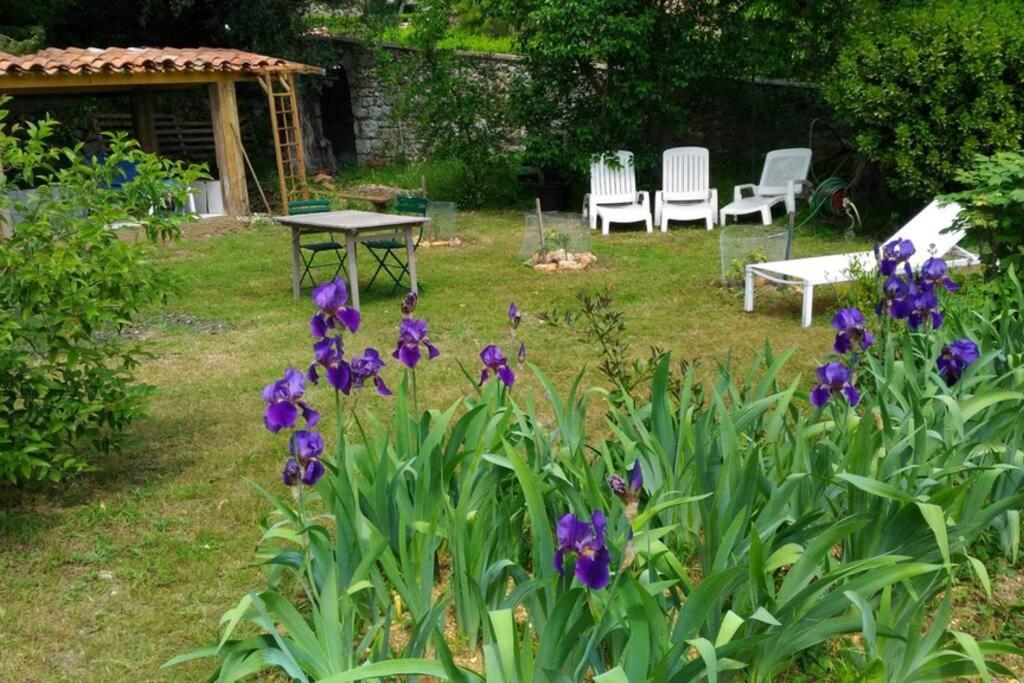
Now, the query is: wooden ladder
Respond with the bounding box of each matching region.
[258,73,309,213]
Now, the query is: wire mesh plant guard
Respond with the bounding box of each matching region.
[425,201,457,245]
[719,224,788,287]
[521,211,597,271]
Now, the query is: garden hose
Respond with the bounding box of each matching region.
[786,177,861,258]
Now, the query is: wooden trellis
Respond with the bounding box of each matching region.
[258,72,309,213]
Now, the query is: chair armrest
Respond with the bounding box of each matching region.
[734,184,757,202]
[709,188,718,210]
[637,191,650,208]
[794,179,813,197]
[654,190,663,208]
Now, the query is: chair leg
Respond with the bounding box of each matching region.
[719,210,728,225]
[801,284,814,327]
[760,206,772,225]
[705,213,713,231]
[602,217,609,236]
[744,268,755,312]
[645,214,653,233]
[661,215,669,232]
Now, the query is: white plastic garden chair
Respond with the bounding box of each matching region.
[654,147,717,231]
[744,200,978,327]
[720,148,812,225]
[583,151,652,235]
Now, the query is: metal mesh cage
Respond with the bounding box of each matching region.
[426,201,457,240]
[719,225,789,285]
[520,211,591,260]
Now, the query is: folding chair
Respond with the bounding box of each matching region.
[288,199,347,288]
[365,195,428,293]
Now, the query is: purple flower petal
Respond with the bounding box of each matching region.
[265,402,298,433]
[843,384,860,406]
[310,313,329,339]
[628,459,643,493]
[300,402,320,428]
[338,306,361,334]
[374,376,393,397]
[327,362,352,394]
[810,385,831,408]
[426,340,441,360]
[574,547,610,590]
[301,459,325,486]
[398,343,421,369]
[497,366,516,387]
[833,333,851,355]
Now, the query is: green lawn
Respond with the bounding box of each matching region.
[0,210,913,679]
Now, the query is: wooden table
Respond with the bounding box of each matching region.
[277,210,430,308]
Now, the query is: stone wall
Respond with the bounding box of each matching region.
[327,39,525,167]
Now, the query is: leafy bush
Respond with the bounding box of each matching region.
[0,106,205,483]
[824,1,1024,198]
[174,251,1024,680]
[941,152,1024,276]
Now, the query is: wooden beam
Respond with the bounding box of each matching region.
[209,81,249,216]
[131,91,159,153]
[0,70,246,94]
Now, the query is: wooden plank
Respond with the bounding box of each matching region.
[0,70,247,94]
[208,81,249,215]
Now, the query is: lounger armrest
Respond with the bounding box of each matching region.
[734,183,757,202]
[637,191,650,209]
[794,179,813,197]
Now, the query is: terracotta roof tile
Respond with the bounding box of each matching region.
[0,46,323,78]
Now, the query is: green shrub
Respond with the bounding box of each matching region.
[824,1,1024,198]
[0,106,205,484]
[941,151,1024,276]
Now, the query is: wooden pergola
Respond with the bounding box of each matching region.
[0,47,326,215]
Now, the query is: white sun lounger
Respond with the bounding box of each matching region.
[720,148,812,226]
[583,150,652,235]
[744,200,978,327]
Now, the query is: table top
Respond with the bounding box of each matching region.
[277,210,430,232]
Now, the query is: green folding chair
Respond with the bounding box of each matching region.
[288,199,347,288]
[365,195,428,294]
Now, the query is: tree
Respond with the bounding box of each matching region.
[823,0,1024,198]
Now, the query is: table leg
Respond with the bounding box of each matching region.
[406,225,419,295]
[346,232,360,310]
[290,226,301,300]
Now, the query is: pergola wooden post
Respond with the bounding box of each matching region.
[208,81,250,215]
[130,91,158,153]
[0,47,325,217]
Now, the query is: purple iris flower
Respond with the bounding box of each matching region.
[831,307,874,354]
[310,278,360,338]
[351,347,392,396]
[920,257,959,293]
[509,302,521,329]
[262,368,320,433]
[480,345,515,387]
[290,429,324,461]
[810,362,859,408]
[283,430,325,487]
[553,511,611,590]
[878,239,916,276]
[518,342,526,364]
[401,291,419,316]
[937,338,980,386]
[393,318,440,369]
[308,336,353,393]
[908,289,943,330]
[609,459,643,501]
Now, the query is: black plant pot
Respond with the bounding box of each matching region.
[536,182,570,212]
